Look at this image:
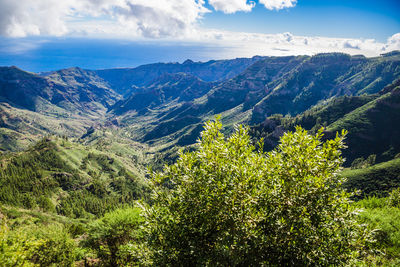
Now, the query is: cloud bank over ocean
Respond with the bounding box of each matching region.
[0,0,398,71]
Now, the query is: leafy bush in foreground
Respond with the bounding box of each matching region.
[145,119,367,266]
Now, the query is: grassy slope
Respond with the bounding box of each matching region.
[342,158,400,198]
[0,136,150,219]
[353,196,400,265]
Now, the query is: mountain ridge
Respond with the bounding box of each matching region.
[113,52,399,148]
[94,56,266,95]
[0,52,399,156]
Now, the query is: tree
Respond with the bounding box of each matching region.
[388,187,400,208]
[85,207,145,266]
[145,118,366,266]
[0,219,76,267]
[351,154,376,169]
[37,196,55,213]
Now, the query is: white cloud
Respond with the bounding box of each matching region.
[0,0,70,37]
[191,30,400,58]
[382,33,400,52]
[115,1,209,38]
[208,0,255,14]
[0,0,302,38]
[259,0,297,11]
[0,0,398,58]
[0,0,208,38]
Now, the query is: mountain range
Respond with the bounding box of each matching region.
[0,52,400,222]
[0,52,399,168]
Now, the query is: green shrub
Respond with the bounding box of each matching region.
[22,194,37,210]
[27,225,76,267]
[355,196,388,209]
[0,219,76,267]
[388,187,400,208]
[145,119,366,266]
[351,154,377,169]
[66,222,86,238]
[85,207,145,266]
[37,196,55,213]
[0,219,37,267]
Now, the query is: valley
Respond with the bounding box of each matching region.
[1,52,400,266]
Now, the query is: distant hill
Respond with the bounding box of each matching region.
[95,56,265,95]
[0,66,120,114]
[44,67,120,110]
[0,66,122,151]
[111,73,214,115]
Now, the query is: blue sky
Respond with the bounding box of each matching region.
[0,0,399,72]
[203,0,400,41]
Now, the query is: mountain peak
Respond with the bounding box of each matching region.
[183,59,194,65]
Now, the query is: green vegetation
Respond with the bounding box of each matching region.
[144,119,366,266]
[342,158,400,198]
[354,193,400,265]
[250,78,400,166]
[388,187,400,208]
[1,119,400,265]
[1,53,400,265]
[0,137,149,218]
[0,212,78,267]
[85,207,147,266]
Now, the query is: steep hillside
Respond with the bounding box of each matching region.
[44,67,120,111]
[0,66,55,111]
[0,66,120,115]
[0,66,123,151]
[0,102,95,151]
[250,53,400,123]
[0,136,149,218]
[250,79,400,166]
[115,52,400,150]
[325,79,400,164]
[111,73,214,115]
[160,52,399,125]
